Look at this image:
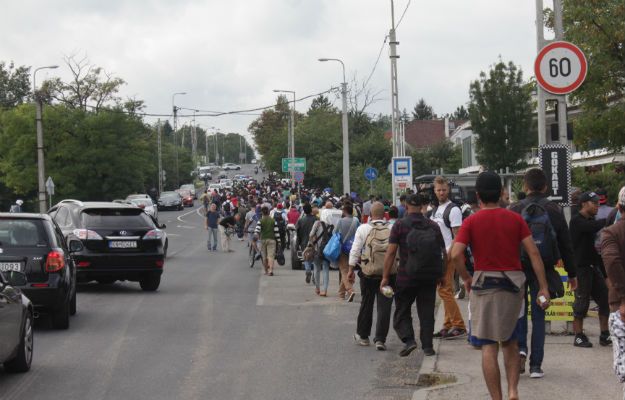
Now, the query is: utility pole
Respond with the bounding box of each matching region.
[157,121,163,195]
[172,92,186,189]
[389,0,403,204]
[191,110,197,164]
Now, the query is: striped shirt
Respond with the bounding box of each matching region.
[255,216,282,243]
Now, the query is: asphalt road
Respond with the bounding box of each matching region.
[0,167,424,400]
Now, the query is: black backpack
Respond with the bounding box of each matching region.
[431,202,474,272]
[404,217,443,279]
[520,198,560,266]
[317,222,333,256]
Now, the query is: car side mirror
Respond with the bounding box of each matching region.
[69,240,84,253]
[6,271,27,287]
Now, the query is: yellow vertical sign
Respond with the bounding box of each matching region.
[528,264,574,322]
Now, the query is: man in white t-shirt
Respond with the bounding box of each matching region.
[430,176,467,339]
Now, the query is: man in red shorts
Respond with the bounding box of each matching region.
[451,171,551,400]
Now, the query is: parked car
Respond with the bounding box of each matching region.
[251,159,257,164]
[0,213,81,329]
[48,200,167,291]
[198,167,213,181]
[222,163,241,171]
[179,190,194,207]
[219,179,233,191]
[179,184,197,199]
[157,191,183,211]
[126,196,158,220]
[207,183,222,193]
[0,270,33,372]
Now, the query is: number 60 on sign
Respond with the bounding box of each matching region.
[535,41,587,95]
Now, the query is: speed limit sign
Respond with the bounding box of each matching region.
[535,41,587,95]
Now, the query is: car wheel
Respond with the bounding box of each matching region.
[97,278,116,285]
[3,312,33,373]
[69,289,77,316]
[140,274,161,292]
[51,300,70,330]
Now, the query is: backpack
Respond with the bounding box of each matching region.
[404,218,443,279]
[520,198,560,267]
[432,202,474,272]
[431,202,461,237]
[317,222,333,258]
[222,201,232,215]
[361,222,390,276]
[274,212,287,245]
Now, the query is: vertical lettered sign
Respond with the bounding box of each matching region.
[539,144,571,207]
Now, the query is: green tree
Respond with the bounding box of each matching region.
[561,0,625,150]
[468,60,534,171]
[0,62,31,109]
[452,105,469,120]
[412,98,435,120]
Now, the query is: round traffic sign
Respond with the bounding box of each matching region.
[534,41,587,95]
[364,167,378,181]
[293,171,304,183]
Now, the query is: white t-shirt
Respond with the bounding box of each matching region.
[431,200,463,251]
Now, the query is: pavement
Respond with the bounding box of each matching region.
[413,294,623,400]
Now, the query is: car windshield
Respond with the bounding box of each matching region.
[180,190,191,196]
[180,185,194,190]
[81,208,153,229]
[130,199,152,207]
[160,192,178,198]
[0,219,49,248]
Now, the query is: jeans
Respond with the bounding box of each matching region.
[314,257,330,293]
[303,260,314,273]
[207,227,218,250]
[518,279,545,368]
[393,282,437,350]
[357,272,395,343]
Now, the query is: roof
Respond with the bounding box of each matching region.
[384,119,449,149]
[0,213,51,220]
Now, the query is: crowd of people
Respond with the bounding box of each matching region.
[200,169,625,400]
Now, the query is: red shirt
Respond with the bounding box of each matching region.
[455,207,532,272]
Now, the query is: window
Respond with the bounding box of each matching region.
[0,220,49,247]
[54,207,71,228]
[462,137,473,168]
[81,209,152,228]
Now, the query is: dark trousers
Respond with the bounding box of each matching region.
[519,279,545,368]
[356,272,395,343]
[393,282,437,350]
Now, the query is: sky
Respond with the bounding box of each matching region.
[2,0,542,146]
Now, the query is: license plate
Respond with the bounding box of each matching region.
[109,241,137,249]
[0,262,22,272]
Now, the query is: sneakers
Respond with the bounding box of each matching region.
[305,271,312,284]
[519,351,527,374]
[443,328,467,340]
[433,328,449,338]
[529,366,544,379]
[574,333,593,348]
[423,348,436,356]
[600,332,613,347]
[375,341,386,351]
[346,292,355,302]
[353,334,370,346]
[399,342,418,357]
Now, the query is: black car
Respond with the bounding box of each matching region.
[0,270,34,372]
[48,200,166,291]
[0,213,81,329]
[157,191,183,211]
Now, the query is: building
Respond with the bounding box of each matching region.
[384,118,466,150]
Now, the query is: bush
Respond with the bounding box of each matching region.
[572,164,625,205]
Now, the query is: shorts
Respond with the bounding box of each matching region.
[261,239,276,261]
[573,266,610,318]
[471,318,523,346]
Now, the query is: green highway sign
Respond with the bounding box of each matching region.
[282,157,306,172]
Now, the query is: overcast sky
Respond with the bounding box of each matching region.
[2,0,541,144]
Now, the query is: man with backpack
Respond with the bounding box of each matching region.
[430,176,467,339]
[509,168,577,378]
[307,210,335,296]
[334,203,360,302]
[348,202,395,350]
[381,193,446,357]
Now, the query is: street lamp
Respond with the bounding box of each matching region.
[319,57,350,196]
[172,91,186,188]
[33,65,59,213]
[272,89,296,182]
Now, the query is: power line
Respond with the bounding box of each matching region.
[362,35,388,91]
[395,0,412,30]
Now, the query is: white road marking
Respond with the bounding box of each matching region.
[177,207,201,222]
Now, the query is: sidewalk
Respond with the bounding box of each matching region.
[414,296,623,400]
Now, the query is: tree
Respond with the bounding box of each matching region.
[412,98,435,120]
[452,105,469,120]
[0,61,31,108]
[468,60,534,171]
[561,1,625,150]
[309,95,335,113]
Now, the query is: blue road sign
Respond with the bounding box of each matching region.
[364,167,379,181]
[294,171,304,183]
[393,157,412,177]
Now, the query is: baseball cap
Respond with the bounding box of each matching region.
[618,186,625,207]
[579,191,600,204]
[277,203,283,209]
[595,188,607,205]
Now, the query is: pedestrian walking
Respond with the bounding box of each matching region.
[307,209,334,296]
[255,206,282,276]
[451,171,551,400]
[570,191,612,348]
[295,203,316,284]
[509,168,578,378]
[219,213,240,252]
[9,199,23,213]
[334,203,359,302]
[601,186,625,398]
[430,176,467,339]
[204,203,220,251]
[349,202,395,350]
[381,193,445,357]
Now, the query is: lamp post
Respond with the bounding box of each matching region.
[273,89,296,182]
[172,91,186,188]
[319,58,350,196]
[33,65,59,213]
